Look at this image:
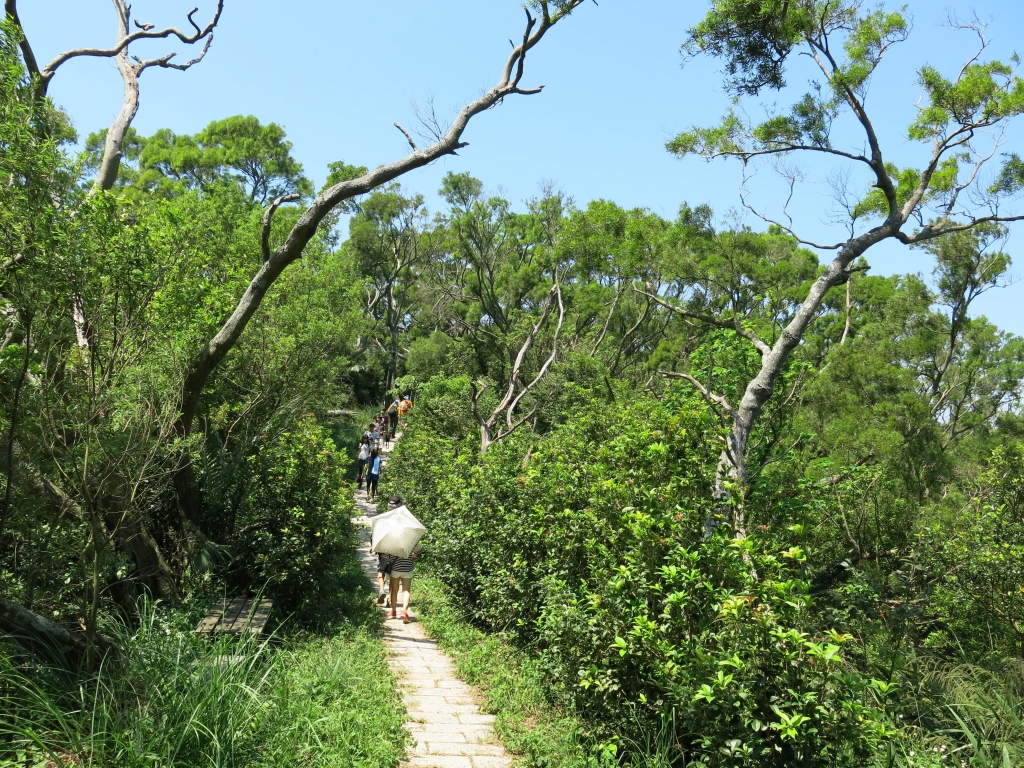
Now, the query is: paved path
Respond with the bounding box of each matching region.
[352,432,513,768]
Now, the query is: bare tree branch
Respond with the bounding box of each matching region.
[262,193,301,263]
[634,285,771,357]
[394,123,418,151]
[659,371,738,419]
[30,0,225,96]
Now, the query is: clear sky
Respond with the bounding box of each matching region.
[19,0,1024,334]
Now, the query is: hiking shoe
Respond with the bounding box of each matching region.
[376,591,387,605]
[401,612,410,624]
[389,609,397,619]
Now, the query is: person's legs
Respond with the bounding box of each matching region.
[389,414,398,439]
[389,574,400,617]
[399,577,412,616]
[368,473,379,499]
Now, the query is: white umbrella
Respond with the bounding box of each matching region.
[370,505,426,558]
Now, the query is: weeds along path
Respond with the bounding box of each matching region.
[352,432,513,768]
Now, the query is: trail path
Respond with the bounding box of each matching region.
[352,432,513,768]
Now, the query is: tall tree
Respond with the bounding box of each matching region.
[5,0,223,191]
[667,2,1024,534]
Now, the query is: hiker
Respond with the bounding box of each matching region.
[356,435,371,489]
[366,448,382,501]
[369,422,381,452]
[387,398,400,439]
[398,395,412,427]
[374,496,404,605]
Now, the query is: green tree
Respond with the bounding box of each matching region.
[669,2,1024,532]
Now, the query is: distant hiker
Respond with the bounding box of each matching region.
[366,448,382,501]
[369,423,381,452]
[387,398,400,439]
[356,435,371,489]
[398,395,412,427]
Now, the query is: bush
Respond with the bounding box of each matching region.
[388,389,890,766]
[227,415,365,626]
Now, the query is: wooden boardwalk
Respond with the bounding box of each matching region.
[352,434,512,768]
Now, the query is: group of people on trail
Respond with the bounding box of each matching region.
[356,395,414,501]
[356,394,421,624]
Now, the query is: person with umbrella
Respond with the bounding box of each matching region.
[371,495,425,624]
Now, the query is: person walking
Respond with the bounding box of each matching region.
[374,496,404,605]
[356,435,371,489]
[387,398,400,440]
[365,448,382,501]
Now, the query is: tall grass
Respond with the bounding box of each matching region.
[0,601,408,767]
[925,660,1024,767]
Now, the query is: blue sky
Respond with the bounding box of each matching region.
[20,0,1024,334]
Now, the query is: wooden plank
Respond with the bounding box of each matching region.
[194,598,229,634]
[195,596,273,635]
[222,598,254,633]
[243,599,273,635]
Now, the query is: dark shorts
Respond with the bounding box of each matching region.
[377,554,392,575]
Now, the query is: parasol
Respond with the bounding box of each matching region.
[370,505,426,558]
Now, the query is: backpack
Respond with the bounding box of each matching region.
[388,401,399,414]
[398,400,410,415]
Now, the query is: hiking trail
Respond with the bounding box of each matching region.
[352,433,513,768]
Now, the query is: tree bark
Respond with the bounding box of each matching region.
[709,223,894,536]
[0,594,119,665]
[92,4,139,193]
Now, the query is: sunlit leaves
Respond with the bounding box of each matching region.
[909,61,1024,141]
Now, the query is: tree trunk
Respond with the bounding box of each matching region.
[92,2,139,194]
[0,594,119,666]
[708,225,892,535]
[105,511,180,603]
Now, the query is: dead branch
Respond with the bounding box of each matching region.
[635,285,771,358]
[12,0,225,97]
[262,193,302,263]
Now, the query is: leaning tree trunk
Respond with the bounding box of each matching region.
[0,594,119,666]
[168,3,588,522]
[92,13,140,194]
[708,223,895,537]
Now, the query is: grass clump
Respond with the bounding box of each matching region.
[0,601,408,768]
[415,575,594,768]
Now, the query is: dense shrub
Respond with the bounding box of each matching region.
[387,390,890,766]
[224,416,365,625]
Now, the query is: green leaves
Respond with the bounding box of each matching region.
[684,0,823,95]
[910,61,1024,141]
[666,112,745,159]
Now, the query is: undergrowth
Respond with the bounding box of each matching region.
[0,601,408,768]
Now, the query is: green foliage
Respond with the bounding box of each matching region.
[683,0,823,95]
[221,416,363,626]
[0,602,408,767]
[86,116,313,201]
[390,391,889,765]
